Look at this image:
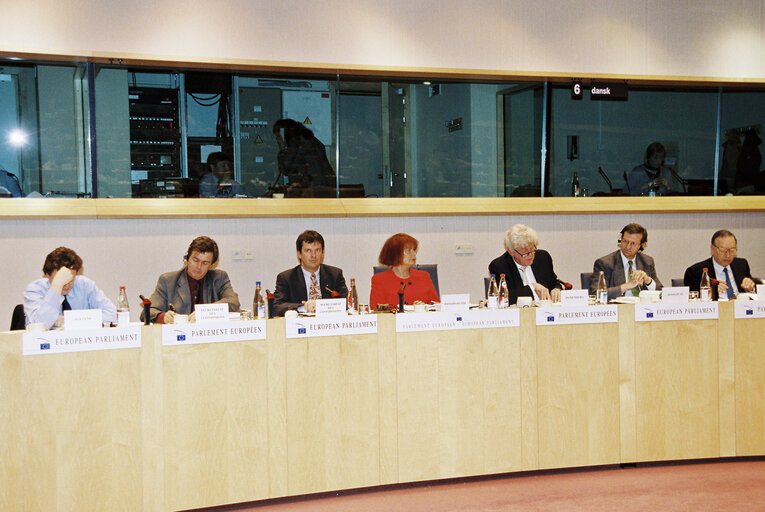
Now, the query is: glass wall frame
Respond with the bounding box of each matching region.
[2,54,765,200]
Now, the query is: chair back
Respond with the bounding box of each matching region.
[10,304,26,331]
[671,278,685,287]
[374,264,440,297]
[580,272,594,291]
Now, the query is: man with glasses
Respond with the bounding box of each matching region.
[683,230,756,300]
[488,224,564,304]
[589,223,662,300]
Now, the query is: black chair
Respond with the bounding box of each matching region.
[10,304,26,331]
[374,264,440,297]
[671,278,685,287]
[580,272,594,291]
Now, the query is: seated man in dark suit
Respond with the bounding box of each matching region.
[273,230,348,316]
[589,223,662,300]
[143,236,240,323]
[684,229,756,300]
[488,224,564,304]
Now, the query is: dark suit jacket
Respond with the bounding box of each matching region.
[143,268,240,322]
[590,250,662,300]
[272,264,348,316]
[684,257,752,300]
[488,250,563,305]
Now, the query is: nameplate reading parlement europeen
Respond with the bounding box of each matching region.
[635,302,718,322]
[162,320,266,346]
[536,305,618,326]
[23,325,142,355]
[286,315,378,339]
[396,309,520,333]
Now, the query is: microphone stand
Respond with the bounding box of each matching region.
[668,167,688,193]
[398,282,407,312]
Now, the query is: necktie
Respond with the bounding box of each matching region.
[628,260,640,297]
[523,266,538,300]
[62,296,72,311]
[723,267,735,299]
[309,273,321,300]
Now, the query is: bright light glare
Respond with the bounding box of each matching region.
[8,129,28,147]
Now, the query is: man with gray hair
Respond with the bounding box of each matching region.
[488,224,564,304]
[683,229,756,300]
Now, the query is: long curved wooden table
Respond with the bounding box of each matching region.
[1,303,763,511]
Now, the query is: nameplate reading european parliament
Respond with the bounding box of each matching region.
[635,302,718,322]
[162,320,266,346]
[286,316,378,338]
[23,325,142,355]
[194,303,229,322]
[396,309,519,332]
[536,305,618,325]
[735,300,765,319]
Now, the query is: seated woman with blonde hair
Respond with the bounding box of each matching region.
[370,233,439,311]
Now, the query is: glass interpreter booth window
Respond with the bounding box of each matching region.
[1,56,764,199]
[549,86,720,197]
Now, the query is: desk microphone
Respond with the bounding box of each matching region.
[398,282,409,312]
[139,295,152,325]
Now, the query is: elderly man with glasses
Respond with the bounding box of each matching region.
[589,223,662,301]
[488,224,564,304]
[683,229,756,300]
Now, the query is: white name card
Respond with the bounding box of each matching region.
[396,309,520,332]
[635,302,718,322]
[536,305,618,325]
[440,294,470,312]
[560,289,589,307]
[64,309,103,330]
[735,300,765,319]
[286,315,378,338]
[661,287,689,303]
[194,303,229,322]
[162,319,266,346]
[315,298,347,316]
[23,325,142,355]
[757,284,765,299]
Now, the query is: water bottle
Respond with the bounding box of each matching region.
[487,274,499,309]
[699,268,712,302]
[117,286,130,325]
[498,274,509,308]
[596,271,608,305]
[347,278,359,313]
[571,172,580,197]
[253,281,265,319]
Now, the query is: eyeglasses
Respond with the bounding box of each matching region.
[713,244,737,256]
[513,248,536,258]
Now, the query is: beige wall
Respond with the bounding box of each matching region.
[3,212,764,328]
[2,1,765,80]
